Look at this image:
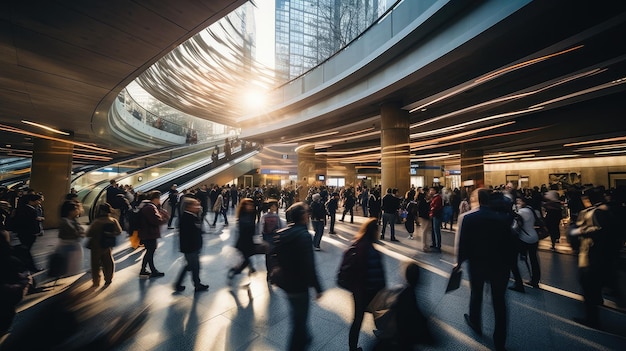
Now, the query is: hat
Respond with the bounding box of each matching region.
[312,193,321,201]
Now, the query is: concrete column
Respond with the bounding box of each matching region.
[344,164,356,187]
[460,146,485,189]
[30,138,73,228]
[380,102,410,196]
[297,145,314,201]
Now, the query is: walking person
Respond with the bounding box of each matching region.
[509,196,541,292]
[368,190,381,225]
[340,188,356,223]
[13,194,45,272]
[56,200,86,277]
[227,198,257,283]
[271,202,323,351]
[381,188,400,241]
[259,199,283,281]
[348,218,385,351]
[404,193,418,240]
[174,197,209,293]
[138,190,169,278]
[212,188,229,226]
[310,193,325,250]
[417,192,433,252]
[543,190,563,251]
[325,192,339,234]
[86,203,122,287]
[429,187,443,251]
[167,184,179,229]
[454,188,513,351]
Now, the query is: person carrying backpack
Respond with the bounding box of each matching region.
[268,202,323,351]
[259,199,283,281]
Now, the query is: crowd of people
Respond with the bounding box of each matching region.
[1,180,624,349]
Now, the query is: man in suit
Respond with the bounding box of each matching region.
[454,188,513,351]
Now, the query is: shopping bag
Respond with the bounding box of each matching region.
[129,230,140,249]
[445,266,462,293]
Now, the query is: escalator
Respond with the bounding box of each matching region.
[83,143,260,221]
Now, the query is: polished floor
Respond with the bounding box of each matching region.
[3,207,625,350]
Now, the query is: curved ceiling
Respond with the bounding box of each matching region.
[1,0,625,173]
[241,0,626,171]
[0,0,247,158]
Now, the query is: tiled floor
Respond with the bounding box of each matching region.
[3,210,625,350]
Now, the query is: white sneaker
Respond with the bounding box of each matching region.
[408,235,413,240]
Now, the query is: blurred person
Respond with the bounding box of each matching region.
[310,193,326,251]
[174,198,209,293]
[340,188,356,223]
[509,196,541,293]
[455,188,513,351]
[56,200,86,277]
[404,192,418,240]
[325,192,339,234]
[360,186,369,217]
[543,190,563,251]
[368,190,382,225]
[259,199,284,281]
[417,192,433,252]
[212,188,229,227]
[167,184,179,229]
[0,218,30,335]
[348,218,385,351]
[373,262,436,351]
[138,191,169,278]
[86,203,122,287]
[272,202,323,351]
[570,187,620,328]
[13,194,45,272]
[230,184,239,209]
[429,187,443,251]
[227,198,258,283]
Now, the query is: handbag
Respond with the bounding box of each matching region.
[129,230,140,249]
[445,266,462,293]
[336,244,358,291]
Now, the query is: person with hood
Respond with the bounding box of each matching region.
[272,202,323,351]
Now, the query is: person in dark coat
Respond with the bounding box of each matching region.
[349,218,385,351]
[174,197,208,292]
[273,202,323,351]
[138,191,169,278]
[455,188,513,351]
[228,198,258,281]
[325,192,339,234]
[14,194,44,272]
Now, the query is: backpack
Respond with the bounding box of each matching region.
[529,206,549,240]
[262,213,280,235]
[336,244,358,291]
[268,225,292,288]
[366,285,406,339]
[127,208,142,233]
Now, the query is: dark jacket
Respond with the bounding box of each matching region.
[179,211,202,253]
[236,213,256,257]
[275,223,322,294]
[353,238,385,296]
[14,204,40,236]
[382,193,400,214]
[310,200,326,221]
[326,198,339,214]
[457,205,513,271]
[138,202,167,240]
